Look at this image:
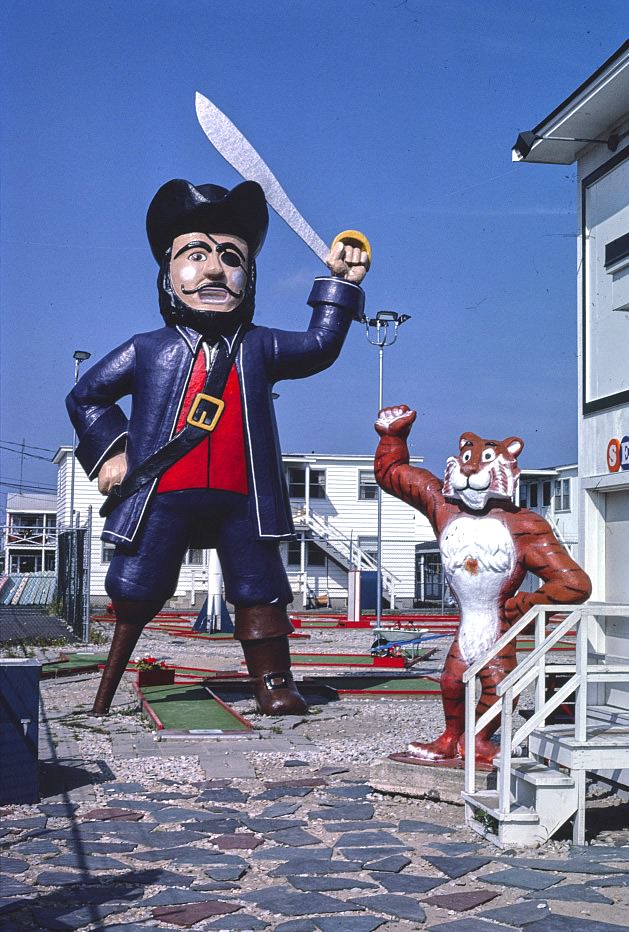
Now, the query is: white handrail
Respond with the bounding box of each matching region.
[464,602,629,833]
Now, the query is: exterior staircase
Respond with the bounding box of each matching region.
[292,506,399,607]
[462,602,629,847]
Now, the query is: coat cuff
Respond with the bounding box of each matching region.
[307,277,365,322]
[75,407,129,479]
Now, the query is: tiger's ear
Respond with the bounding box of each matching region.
[459,431,480,450]
[503,437,524,458]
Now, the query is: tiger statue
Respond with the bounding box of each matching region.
[374,404,591,765]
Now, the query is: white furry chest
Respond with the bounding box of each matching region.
[440,515,515,664]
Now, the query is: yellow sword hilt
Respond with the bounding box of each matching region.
[330,230,372,265]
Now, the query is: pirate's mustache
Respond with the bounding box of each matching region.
[181,282,244,298]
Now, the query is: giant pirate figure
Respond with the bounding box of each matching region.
[67,179,369,716]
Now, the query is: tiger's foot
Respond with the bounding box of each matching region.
[407,732,462,761]
[457,735,499,766]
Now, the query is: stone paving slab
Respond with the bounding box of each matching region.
[361,854,411,872]
[350,893,426,922]
[204,915,269,929]
[269,858,365,876]
[421,854,493,878]
[526,882,614,903]
[241,885,365,915]
[482,867,565,891]
[422,889,499,911]
[316,918,386,932]
[373,873,442,894]
[429,919,514,931]
[289,876,379,892]
[479,900,552,926]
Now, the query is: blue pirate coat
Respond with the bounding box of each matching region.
[67,277,364,546]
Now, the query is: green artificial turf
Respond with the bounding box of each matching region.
[290,650,430,666]
[140,683,251,732]
[42,654,109,675]
[314,674,441,693]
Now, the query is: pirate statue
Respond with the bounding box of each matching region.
[67,179,369,715]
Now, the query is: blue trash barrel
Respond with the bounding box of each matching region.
[0,659,41,803]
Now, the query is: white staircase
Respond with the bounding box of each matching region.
[292,506,399,607]
[462,603,629,848]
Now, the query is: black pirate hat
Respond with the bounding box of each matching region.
[146,179,269,263]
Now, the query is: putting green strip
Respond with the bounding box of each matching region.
[287,651,429,667]
[139,683,252,732]
[42,654,109,676]
[310,674,441,694]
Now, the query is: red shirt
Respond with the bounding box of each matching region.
[157,346,248,495]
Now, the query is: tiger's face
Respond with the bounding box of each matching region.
[442,432,523,511]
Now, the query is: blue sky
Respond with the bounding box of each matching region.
[1,0,626,509]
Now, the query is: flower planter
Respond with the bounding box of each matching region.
[137,668,175,687]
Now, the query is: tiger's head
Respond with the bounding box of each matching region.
[442,432,524,511]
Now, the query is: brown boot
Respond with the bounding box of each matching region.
[92,599,162,715]
[235,604,307,715]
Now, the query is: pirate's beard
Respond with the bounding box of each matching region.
[158,249,256,342]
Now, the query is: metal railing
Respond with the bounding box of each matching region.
[292,506,399,605]
[463,602,629,818]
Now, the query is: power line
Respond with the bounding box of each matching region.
[0,479,57,493]
[0,439,58,454]
[0,445,54,462]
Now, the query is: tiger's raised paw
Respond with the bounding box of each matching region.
[375,404,417,438]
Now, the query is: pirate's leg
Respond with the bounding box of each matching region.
[235,604,307,715]
[218,515,307,715]
[93,494,191,715]
[408,638,467,760]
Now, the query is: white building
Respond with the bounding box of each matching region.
[512,39,629,777]
[53,446,434,609]
[2,493,57,574]
[512,40,629,604]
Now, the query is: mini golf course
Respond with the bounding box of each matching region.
[136,682,253,733]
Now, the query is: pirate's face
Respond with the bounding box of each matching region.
[170,232,249,313]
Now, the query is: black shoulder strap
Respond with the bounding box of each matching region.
[100,329,244,518]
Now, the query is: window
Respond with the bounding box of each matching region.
[554,478,571,512]
[358,470,378,500]
[529,483,538,508]
[358,536,378,562]
[287,541,301,566]
[286,541,326,567]
[101,542,115,564]
[307,542,326,567]
[185,549,204,565]
[287,466,326,499]
[542,480,552,507]
[519,485,527,508]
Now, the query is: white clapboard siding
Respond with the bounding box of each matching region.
[54,447,437,604]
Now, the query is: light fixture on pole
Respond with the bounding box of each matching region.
[364,310,410,631]
[69,350,91,527]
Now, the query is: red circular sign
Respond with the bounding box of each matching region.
[607,438,621,472]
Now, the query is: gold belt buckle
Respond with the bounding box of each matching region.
[186,393,225,432]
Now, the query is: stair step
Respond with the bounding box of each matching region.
[462,790,540,824]
[495,757,575,788]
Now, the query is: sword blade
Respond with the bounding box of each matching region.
[195,92,329,262]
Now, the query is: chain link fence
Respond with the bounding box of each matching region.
[56,509,92,640]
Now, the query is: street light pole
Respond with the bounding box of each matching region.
[364,311,410,631]
[69,350,91,528]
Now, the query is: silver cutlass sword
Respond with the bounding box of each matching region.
[194,91,370,264]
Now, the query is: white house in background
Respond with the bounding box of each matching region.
[53,443,580,610]
[53,445,434,609]
[3,493,57,573]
